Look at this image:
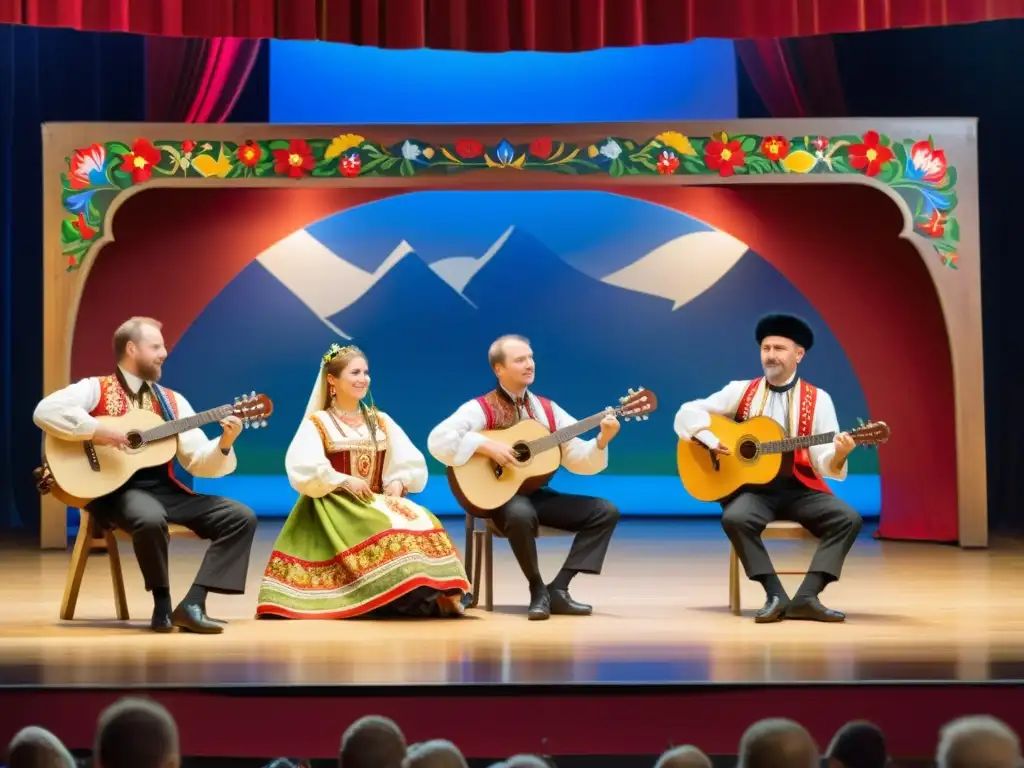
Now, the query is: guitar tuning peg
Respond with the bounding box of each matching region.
[623,416,631,422]
[619,396,626,404]
[628,388,635,395]
[642,415,649,421]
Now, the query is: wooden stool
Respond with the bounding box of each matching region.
[60,508,199,621]
[462,513,571,611]
[728,520,817,615]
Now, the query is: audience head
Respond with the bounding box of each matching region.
[826,721,888,768]
[6,727,76,768]
[495,757,554,768]
[339,716,406,768]
[655,745,714,768]
[94,696,180,768]
[738,718,819,768]
[937,715,1022,768]
[401,740,467,768]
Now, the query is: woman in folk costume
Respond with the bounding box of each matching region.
[256,344,470,619]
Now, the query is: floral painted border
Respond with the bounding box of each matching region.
[62,130,959,271]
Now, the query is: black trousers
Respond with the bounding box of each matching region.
[721,476,862,584]
[490,487,620,585]
[87,477,258,595]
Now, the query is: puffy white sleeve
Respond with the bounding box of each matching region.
[427,400,489,467]
[809,389,848,481]
[32,378,102,440]
[379,412,428,494]
[285,417,352,498]
[551,401,608,476]
[673,380,747,450]
[173,392,237,479]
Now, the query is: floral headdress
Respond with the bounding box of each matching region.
[322,343,355,368]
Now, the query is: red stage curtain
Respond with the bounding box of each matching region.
[146,36,261,122]
[3,0,1024,51]
[736,36,848,117]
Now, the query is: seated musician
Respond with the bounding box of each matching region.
[33,317,257,634]
[427,334,621,621]
[673,314,862,623]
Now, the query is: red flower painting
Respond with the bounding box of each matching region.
[120,139,162,183]
[272,139,315,178]
[848,131,894,177]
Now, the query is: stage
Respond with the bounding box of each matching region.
[0,519,1022,762]
[1,518,1021,686]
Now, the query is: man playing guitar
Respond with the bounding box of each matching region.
[428,334,622,621]
[33,317,258,634]
[673,314,862,623]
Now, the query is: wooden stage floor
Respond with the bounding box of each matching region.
[1,519,1022,688]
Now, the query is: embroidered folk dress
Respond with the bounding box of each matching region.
[256,409,470,619]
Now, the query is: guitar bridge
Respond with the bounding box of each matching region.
[84,441,101,472]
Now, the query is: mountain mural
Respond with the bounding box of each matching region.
[163,191,873,477]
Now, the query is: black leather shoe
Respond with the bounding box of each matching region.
[548,587,593,616]
[784,596,846,622]
[754,594,788,623]
[150,610,174,633]
[527,590,551,621]
[172,603,225,634]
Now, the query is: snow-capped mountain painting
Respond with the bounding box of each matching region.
[165,190,869,477]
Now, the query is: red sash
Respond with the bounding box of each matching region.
[735,377,832,494]
[475,389,557,433]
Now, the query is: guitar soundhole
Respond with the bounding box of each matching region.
[738,439,759,460]
[511,442,531,463]
[125,431,144,450]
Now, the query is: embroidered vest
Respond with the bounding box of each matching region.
[309,410,390,494]
[735,377,832,495]
[90,374,192,492]
[475,389,557,433]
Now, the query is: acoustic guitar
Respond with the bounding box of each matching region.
[447,387,658,518]
[676,414,890,502]
[36,391,273,508]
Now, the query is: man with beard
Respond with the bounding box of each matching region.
[673,314,862,623]
[34,317,257,634]
[428,334,621,621]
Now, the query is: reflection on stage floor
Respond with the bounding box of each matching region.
[1,519,1020,688]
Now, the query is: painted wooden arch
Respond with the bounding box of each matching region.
[41,119,984,550]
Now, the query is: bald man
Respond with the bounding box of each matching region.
[936,715,1022,768]
[93,696,180,768]
[738,718,819,768]
[655,745,713,768]
[428,333,622,620]
[339,715,406,768]
[6,726,76,768]
[401,740,468,768]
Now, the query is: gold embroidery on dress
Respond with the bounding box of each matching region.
[263,529,459,590]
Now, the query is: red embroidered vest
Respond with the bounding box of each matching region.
[475,389,557,432]
[734,377,832,495]
[309,411,390,494]
[90,374,192,492]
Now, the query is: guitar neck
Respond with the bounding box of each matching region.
[140,405,233,442]
[760,432,836,455]
[530,411,607,453]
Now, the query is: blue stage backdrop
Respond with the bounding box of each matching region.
[268,39,738,123]
[163,190,880,517]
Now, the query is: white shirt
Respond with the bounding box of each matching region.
[427,388,608,475]
[673,376,847,481]
[285,410,428,499]
[32,366,237,479]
